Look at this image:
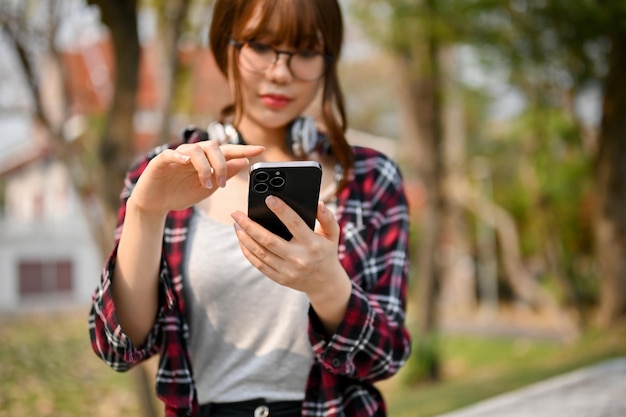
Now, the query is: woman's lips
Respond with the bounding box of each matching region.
[261,94,291,109]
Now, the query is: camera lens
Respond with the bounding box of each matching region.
[269,176,286,189]
[254,171,270,182]
[253,182,269,193]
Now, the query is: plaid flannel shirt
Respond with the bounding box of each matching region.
[89,141,411,417]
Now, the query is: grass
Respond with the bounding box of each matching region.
[378,324,626,417]
[1,308,625,417]
[0,308,140,417]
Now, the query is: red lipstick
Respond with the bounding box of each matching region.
[261,94,291,109]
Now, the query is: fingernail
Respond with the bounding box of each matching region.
[219,176,227,188]
[266,195,279,208]
[204,178,213,189]
[233,222,243,232]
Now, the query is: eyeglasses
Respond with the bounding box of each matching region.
[230,39,332,81]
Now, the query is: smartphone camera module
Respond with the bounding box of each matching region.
[252,169,286,193]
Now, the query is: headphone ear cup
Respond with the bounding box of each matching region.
[286,116,319,158]
[207,122,243,145]
[182,125,208,143]
[207,121,228,144]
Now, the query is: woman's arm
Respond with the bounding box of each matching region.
[89,142,265,366]
[308,152,412,383]
[89,151,167,370]
[111,198,167,346]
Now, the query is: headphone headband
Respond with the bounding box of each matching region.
[182,116,326,157]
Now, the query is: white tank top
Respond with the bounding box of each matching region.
[182,208,314,404]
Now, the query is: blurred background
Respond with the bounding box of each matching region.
[1,0,625,416]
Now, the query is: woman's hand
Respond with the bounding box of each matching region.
[130,141,265,216]
[231,197,352,334]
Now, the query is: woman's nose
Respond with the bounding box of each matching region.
[266,54,293,82]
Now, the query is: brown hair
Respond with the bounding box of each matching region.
[209,0,354,191]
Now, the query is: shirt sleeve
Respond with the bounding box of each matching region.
[308,153,412,383]
[88,146,178,371]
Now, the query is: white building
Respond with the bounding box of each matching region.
[0,117,101,312]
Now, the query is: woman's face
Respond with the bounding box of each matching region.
[231,8,324,134]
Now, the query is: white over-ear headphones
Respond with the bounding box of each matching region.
[182,115,326,158]
[286,116,320,158]
[207,121,240,145]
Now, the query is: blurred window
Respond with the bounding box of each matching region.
[18,260,73,297]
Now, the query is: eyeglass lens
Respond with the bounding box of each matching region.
[238,42,325,81]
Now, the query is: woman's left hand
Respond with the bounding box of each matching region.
[231,196,352,334]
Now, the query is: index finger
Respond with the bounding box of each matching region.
[220,144,265,160]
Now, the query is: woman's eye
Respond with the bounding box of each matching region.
[248,42,273,53]
[297,50,320,59]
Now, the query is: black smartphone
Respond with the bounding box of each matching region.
[247,161,322,240]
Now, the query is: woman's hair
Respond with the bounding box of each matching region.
[209,0,354,191]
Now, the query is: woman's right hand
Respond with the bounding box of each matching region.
[129,141,265,216]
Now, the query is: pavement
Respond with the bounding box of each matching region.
[435,357,626,417]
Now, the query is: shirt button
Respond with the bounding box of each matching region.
[254,405,270,417]
[332,358,341,368]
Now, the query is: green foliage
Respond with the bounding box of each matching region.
[403,331,441,385]
[350,0,520,53]
[467,100,598,308]
[347,0,625,387]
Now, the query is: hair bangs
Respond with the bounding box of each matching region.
[236,0,323,50]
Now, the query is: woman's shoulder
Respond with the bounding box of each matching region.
[351,145,394,161]
[350,145,404,182]
[336,145,408,208]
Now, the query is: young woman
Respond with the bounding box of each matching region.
[89,0,411,416]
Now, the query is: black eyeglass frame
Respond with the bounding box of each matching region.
[229,38,334,81]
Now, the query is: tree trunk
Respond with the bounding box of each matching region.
[594,31,626,326]
[439,47,476,317]
[86,2,159,416]
[87,0,140,216]
[394,18,444,381]
[156,0,192,145]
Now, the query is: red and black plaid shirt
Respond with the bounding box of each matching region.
[89,142,411,417]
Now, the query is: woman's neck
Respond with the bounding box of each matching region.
[237,120,293,162]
